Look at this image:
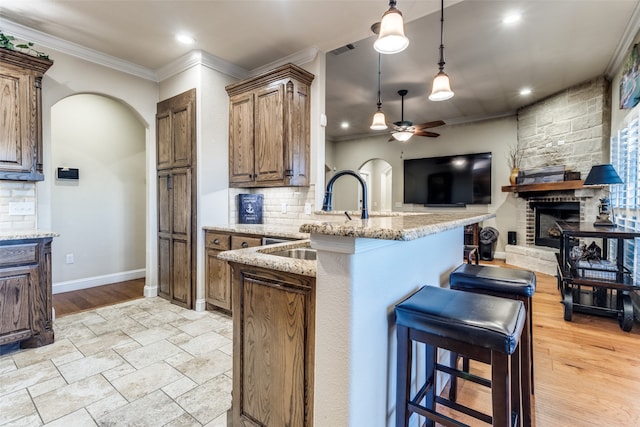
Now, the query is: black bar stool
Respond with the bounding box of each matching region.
[395,285,526,427]
[449,263,536,427]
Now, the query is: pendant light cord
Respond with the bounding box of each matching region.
[438,0,445,72]
[376,53,383,110]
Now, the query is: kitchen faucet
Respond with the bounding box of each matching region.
[322,170,369,219]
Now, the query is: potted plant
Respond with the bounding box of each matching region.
[0,30,49,59]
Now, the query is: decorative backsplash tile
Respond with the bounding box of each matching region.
[0,181,37,232]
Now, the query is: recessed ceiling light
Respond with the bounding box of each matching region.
[341,121,349,129]
[503,13,521,25]
[176,34,195,45]
[520,88,532,96]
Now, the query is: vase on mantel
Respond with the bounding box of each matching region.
[509,167,519,186]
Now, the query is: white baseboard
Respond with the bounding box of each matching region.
[53,269,145,294]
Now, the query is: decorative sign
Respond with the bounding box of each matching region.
[620,43,640,109]
[238,194,263,224]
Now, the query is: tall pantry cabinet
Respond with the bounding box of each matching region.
[156,89,196,309]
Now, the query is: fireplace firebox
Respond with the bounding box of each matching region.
[531,201,580,248]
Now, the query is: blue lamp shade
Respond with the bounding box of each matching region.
[583,164,623,185]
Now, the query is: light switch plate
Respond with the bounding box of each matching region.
[9,202,35,216]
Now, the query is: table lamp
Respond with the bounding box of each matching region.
[583,164,623,226]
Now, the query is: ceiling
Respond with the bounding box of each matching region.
[2,0,640,141]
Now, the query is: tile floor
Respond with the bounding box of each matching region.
[0,297,233,426]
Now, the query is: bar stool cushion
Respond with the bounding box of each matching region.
[450,264,536,297]
[395,286,525,355]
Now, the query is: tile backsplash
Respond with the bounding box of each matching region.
[0,181,37,232]
[229,185,316,226]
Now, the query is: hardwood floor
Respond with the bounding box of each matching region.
[52,278,145,317]
[441,260,640,426]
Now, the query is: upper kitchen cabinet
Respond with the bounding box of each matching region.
[156,89,195,170]
[226,63,314,188]
[0,49,53,181]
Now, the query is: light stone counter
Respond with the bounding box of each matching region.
[202,223,308,240]
[0,231,59,241]
[300,211,494,240]
[217,239,315,277]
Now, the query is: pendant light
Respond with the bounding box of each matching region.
[428,0,454,101]
[370,53,388,130]
[374,0,409,54]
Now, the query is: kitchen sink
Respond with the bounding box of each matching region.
[270,248,317,261]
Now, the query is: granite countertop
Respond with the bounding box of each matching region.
[299,212,495,241]
[203,223,308,240]
[217,239,315,277]
[0,231,59,242]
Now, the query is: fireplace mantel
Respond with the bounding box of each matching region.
[501,180,585,194]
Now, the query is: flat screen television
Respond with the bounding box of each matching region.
[403,152,492,206]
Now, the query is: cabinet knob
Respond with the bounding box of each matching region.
[241,242,249,248]
[285,169,293,177]
[213,239,220,245]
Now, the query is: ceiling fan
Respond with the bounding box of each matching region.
[389,89,445,142]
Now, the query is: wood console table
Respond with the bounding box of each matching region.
[555,221,640,331]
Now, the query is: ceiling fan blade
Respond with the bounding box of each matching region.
[413,120,445,130]
[414,130,440,138]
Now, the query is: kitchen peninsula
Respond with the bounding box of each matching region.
[219,211,494,426]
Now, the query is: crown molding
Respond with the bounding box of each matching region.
[155,50,249,82]
[605,1,640,78]
[0,19,157,81]
[249,46,320,77]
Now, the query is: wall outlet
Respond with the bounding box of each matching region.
[304,203,312,215]
[65,253,74,264]
[281,203,287,213]
[8,201,35,216]
[395,202,403,208]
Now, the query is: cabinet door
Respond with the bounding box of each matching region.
[233,268,314,426]
[156,89,195,170]
[254,84,284,184]
[0,267,35,345]
[156,169,193,308]
[229,92,255,185]
[205,248,231,311]
[0,65,31,174]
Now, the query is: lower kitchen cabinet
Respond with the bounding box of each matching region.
[0,237,54,348]
[204,231,263,314]
[227,262,315,426]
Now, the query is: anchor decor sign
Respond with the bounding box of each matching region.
[238,194,263,224]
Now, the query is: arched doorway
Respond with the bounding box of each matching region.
[50,94,146,297]
[359,158,393,212]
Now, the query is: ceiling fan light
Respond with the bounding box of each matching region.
[429,71,454,101]
[374,8,409,54]
[370,111,388,130]
[392,130,413,142]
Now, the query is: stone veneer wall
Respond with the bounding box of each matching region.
[513,76,611,246]
[228,185,316,226]
[0,181,37,232]
[507,77,611,274]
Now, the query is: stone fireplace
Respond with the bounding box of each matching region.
[504,76,610,275]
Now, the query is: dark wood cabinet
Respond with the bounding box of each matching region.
[226,63,314,188]
[204,231,232,311]
[228,262,315,426]
[204,231,263,314]
[156,89,196,309]
[0,49,53,181]
[0,237,54,348]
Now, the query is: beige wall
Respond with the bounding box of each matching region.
[36,49,159,292]
[51,94,146,289]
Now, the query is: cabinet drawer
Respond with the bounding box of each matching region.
[205,231,230,250]
[0,244,38,267]
[231,235,262,250]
